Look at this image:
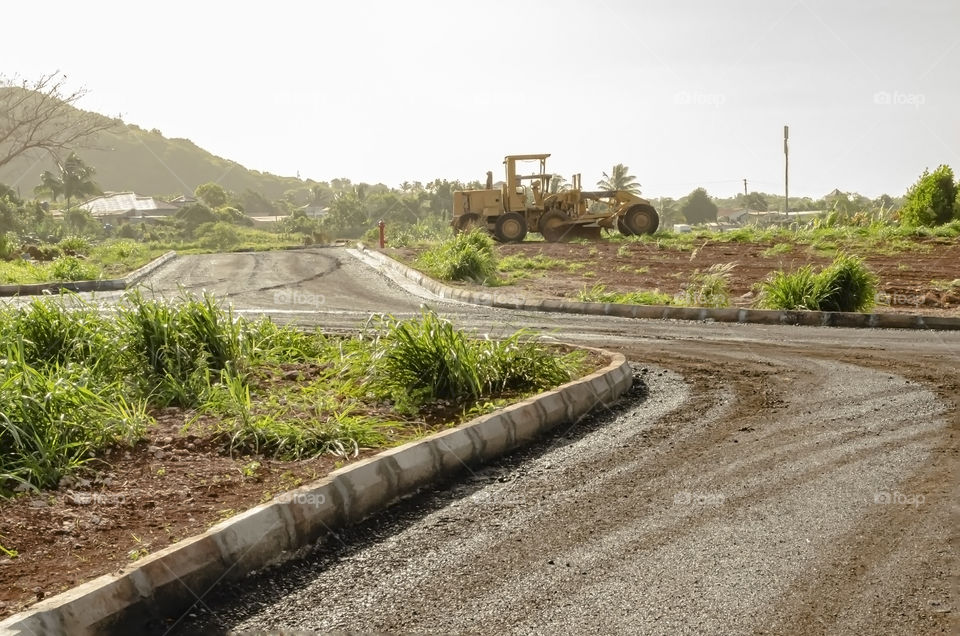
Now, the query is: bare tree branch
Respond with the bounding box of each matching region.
[0,71,117,171]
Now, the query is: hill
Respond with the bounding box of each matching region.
[0,89,306,199]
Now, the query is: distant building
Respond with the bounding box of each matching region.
[717,207,750,223]
[168,194,197,208]
[299,204,329,219]
[79,192,179,223]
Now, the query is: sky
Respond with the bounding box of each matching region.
[3,0,959,200]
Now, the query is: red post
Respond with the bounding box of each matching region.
[377,219,386,248]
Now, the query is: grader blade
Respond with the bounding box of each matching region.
[571,225,602,240]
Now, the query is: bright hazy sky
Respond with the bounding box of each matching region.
[4,0,959,200]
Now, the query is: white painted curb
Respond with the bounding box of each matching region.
[353,244,960,331]
[0,351,631,635]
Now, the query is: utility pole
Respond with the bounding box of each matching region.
[784,125,789,216]
[742,178,749,219]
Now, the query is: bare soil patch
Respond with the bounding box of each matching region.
[390,236,960,315]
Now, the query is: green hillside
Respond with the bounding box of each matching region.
[0,92,305,199]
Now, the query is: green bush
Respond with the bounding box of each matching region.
[416,229,497,283]
[900,165,957,227]
[50,256,101,281]
[756,254,878,312]
[57,236,92,256]
[196,221,241,250]
[0,233,19,260]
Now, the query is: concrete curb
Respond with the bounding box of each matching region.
[354,244,960,331]
[0,251,177,297]
[0,351,632,635]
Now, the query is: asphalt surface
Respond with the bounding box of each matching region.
[37,248,960,635]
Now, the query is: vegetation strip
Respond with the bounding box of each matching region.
[0,250,175,296]
[0,348,630,633]
[353,245,960,331]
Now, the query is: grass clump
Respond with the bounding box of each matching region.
[756,253,878,312]
[578,283,673,306]
[373,310,582,411]
[119,290,245,407]
[675,262,734,308]
[416,230,498,283]
[50,256,101,281]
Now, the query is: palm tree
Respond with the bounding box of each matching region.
[59,153,100,210]
[549,175,569,194]
[597,164,641,194]
[33,153,100,211]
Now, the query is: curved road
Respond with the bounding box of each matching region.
[129,249,957,634]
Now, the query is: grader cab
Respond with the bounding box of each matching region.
[452,154,659,243]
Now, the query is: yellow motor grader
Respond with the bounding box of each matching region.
[451,153,659,243]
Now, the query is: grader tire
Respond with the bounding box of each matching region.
[620,204,660,235]
[493,212,527,243]
[539,210,575,243]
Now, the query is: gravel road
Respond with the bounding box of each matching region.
[68,248,960,635]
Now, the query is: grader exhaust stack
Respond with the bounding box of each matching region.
[451,154,659,243]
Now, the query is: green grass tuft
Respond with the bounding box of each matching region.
[416,230,498,283]
[756,253,878,312]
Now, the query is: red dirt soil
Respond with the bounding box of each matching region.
[390,237,960,315]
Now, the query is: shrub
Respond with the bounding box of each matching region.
[416,229,497,283]
[57,236,92,256]
[900,165,957,227]
[50,255,101,281]
[756,254,878,312]
[0,233,19,261]
[196,221,241,250]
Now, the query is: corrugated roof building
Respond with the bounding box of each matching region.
[79,192,179,222]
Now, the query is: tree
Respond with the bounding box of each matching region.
[742,192,768,212]
[33,153,100,210]
[655,197,684,227]
[322,191,367,238]
[175,202,217,232]
[681,188,718,224]
[597,164,641,194]
[900,165,957,227]
[194,182,228,208]
[233,189,275,215]
[0,72,115,170]
[35,170,64,202]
